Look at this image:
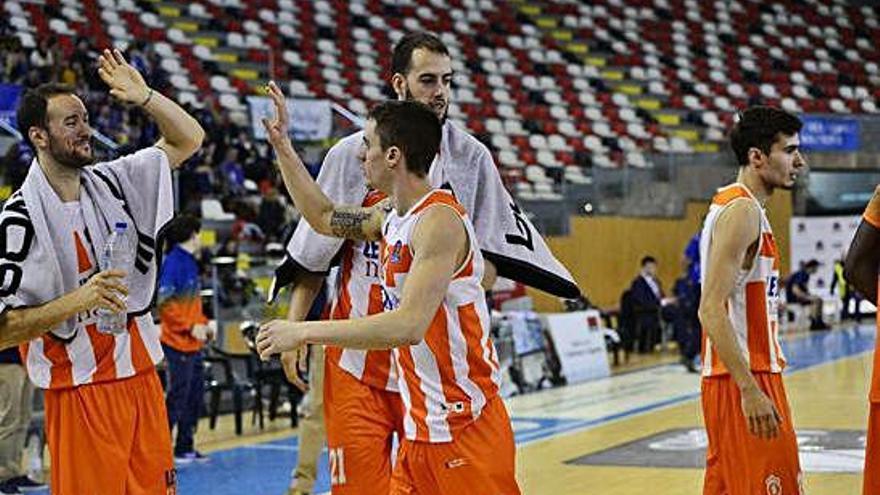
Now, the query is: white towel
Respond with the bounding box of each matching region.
[272,120,579,300]
[0,147,173,338]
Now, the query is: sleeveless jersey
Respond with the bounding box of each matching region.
[381,190,502,443]
[699,183,785,376]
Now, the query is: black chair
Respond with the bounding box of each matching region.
[203,345,258,436]
[239,321,303,430]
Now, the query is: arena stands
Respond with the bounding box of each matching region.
[3,0,878,206]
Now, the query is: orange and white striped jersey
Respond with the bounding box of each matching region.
[699,183,785,377]
[382,189,502,443]
[20,206,163,389]
[325,190,399,392]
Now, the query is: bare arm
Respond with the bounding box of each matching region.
[97,49,204,168]
[261,81,383,241]
[698,199,780,439]
[845,186,880,302]
[0,270,127,350]
[256,207,467,355]
[279,271,325,389]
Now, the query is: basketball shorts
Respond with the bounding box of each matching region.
[389,396,521,495]
[323,359,405,494]
[701,372,803,495]
[44,369,175,495]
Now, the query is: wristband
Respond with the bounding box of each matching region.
[140,88,154,107]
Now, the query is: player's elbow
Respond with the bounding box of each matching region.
[395,309,429,346]
[182,122,206,159]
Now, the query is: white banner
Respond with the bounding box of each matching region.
[247,96,333,141]
[544,310,610,384]
[789,215,860,293]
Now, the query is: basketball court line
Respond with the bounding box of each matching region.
[179,325,875,493]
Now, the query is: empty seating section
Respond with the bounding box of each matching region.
[5,0,879,199]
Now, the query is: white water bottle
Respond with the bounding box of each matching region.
[96,222,132,335]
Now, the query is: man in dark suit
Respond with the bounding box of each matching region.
[629,256,669,353]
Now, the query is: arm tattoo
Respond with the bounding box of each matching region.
[330,209,374,240]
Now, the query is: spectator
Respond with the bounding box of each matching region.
[0,348,46,493]
[220,148,245,195]
[3,40,29,84]
[629,256,673,353]
[256,186,288,241]
[786,259,830,330]
[672,256,700,373]
[28,38,56,81]
[157,215,215,464]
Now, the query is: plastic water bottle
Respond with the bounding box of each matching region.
[96,222,132,335]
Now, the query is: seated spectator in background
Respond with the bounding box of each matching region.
[220,148,245,195]
[629,256,674,353]
[786,259,830,330]
[231,201,265,254]
[3,39,30,84]
[256,185,288,242]
[158,215,215,464]
[28,38,56,81]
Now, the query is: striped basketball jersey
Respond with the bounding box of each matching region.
[325,190,399,391]
[20,203,163,389]
[699,183,785,376]
[382,189,502,443]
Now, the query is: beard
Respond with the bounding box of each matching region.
[405,88,448,124]
[48,135,94,169]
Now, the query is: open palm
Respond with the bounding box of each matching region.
[98,48,149,104]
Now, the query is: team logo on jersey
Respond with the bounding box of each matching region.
[765,474,782,495]
[381,286,399,311]
[389,240,403,264]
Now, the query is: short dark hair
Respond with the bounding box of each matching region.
[391,31,449,76]
[729,106,802,166]
[367,100,441,177]
[164,214,201,247]
[16,83,79,150]
[641,256,657,267]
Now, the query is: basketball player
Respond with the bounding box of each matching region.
[0,49,203,494]
[258,88,520,495]
[273,31,574,494]
[843,185,880,495]
[698,106,806,494]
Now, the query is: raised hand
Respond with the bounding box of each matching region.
[75,269,129,314]
[97,48,151,105]
[256,319,306,361]
[261,81,292,148]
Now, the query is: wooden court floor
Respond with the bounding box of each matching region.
[170,323,874,494]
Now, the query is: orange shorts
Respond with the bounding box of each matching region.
[864,401,880,495]
[701,373,802,495]
[389,396,521,495]
[323,359,405,494]
[44,369,175,495]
